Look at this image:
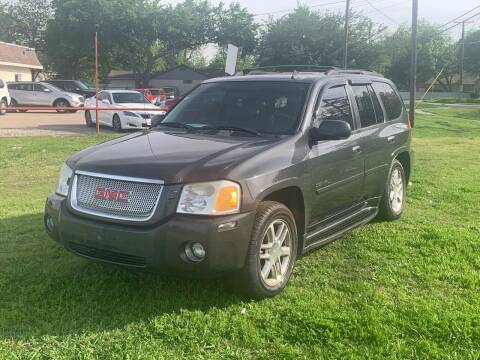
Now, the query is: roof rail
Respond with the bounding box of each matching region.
[327,69,383,77]
[243,65,338,75]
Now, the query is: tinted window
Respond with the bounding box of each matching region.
[372,82,403,121]
[352,85,377,128]
[15,83,33,91]
[315,86,354,129]
[98,92,110,101]
[368,85,384,123]
[34,83,49,92]
[112,92,149,104]
[164,82,310,135]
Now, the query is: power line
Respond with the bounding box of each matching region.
[363,0,400,25]
[253,0,346,17]
[440,11,480,33]
[439,5,480,29]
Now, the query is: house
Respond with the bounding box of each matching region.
[422,72,480,94]
[106,65,228,94]
[0,41,43,82]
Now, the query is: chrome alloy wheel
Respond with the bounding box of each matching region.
[389,167,404,214]
[259,219,292,287]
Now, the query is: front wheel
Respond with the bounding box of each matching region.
[236,201,297,299]
[85,111,94,127]
[378,159,406,221]
[0,99,7,115]
[54,99,70,113]
[112,114,122,131]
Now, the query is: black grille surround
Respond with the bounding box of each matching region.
[69,242,146,267]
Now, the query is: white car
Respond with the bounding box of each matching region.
[0,78,10,116]
[84,90,166,131]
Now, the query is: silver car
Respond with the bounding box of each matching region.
[7,81,84,113]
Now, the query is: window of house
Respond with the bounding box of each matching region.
[315,86,354,129]
[352,85,378,128]
[371,82,404,121]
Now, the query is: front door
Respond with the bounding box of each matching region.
[307,84,364,230]
[33,83,55,106]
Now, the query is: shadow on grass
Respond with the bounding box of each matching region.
[0,213,242,340]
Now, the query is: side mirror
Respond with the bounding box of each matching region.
[310,120,352,142]
[101,99,110,104]
[43,88,51,93]
[151,114,166,127]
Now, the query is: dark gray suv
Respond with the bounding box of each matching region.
[44,66,412,298]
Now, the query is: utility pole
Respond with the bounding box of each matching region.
[457,20,473,92]
[409,0,418,127]
[343,0,351,69]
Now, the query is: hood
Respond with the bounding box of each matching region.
[69,130,279,184]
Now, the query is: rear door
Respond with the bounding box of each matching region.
[307,82,365,228]
[349,82,391,200]
[12,83,34,105]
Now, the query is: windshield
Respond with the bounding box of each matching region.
[75,81,89,90]
[112,92,150,104]
[162,82,310,135]
[150,89,164,96]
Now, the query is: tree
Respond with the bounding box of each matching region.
[380,23,454,90]
[5,0,53,49]
[0,3,16,43]
[256,7,385,69]
[463,30,480,77]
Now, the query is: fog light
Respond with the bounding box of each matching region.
[45,214,55,233]
[185,242,205,262]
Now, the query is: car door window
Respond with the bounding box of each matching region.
[352,85,379,128]
[371,82,404,121]
[34,84,49,92]
[368,85,384,123]
[315,85,354,130]
[17,83,33,91]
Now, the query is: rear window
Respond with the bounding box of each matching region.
[372,82,404,121]
[163,82,310,135]
[352,85,378,128]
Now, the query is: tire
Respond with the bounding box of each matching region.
[236,201,298,299]
[68,110,78,113]
[85,111,94,127]
[10,99,27,113]
[54,98,70,113]
[0,99,7,115]
[112,114,122,131]
[378,159,407,221]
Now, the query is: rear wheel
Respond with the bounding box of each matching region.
[10,99,27,112]
[112,114,122,131]
[85,111,94,127]
[0,99,7,115]
[236,201,297,298]
[378,159,406,221]
[54,98,70,113]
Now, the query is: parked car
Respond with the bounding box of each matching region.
[45,66,412,298]
[7,82,84,113]
[43,80,96,99]
[135,88,166,107]
[163,86,180,110]
[0,78,10,116]
[84,90,166,130]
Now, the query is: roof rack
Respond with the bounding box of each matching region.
[326,69,383,77]
[243,65,339,75]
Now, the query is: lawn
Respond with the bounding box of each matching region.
[0,108,479,359]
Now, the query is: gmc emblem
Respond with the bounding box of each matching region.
[94,187,130,203]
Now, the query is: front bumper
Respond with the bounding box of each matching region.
[44,193,255,274]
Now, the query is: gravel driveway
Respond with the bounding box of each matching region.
[0,111,114,137]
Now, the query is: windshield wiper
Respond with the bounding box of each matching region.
[199,125,263,137]
[157,122,196,130]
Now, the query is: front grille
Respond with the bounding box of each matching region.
[140,114,151,119]
[79,96,85,103]
[71,171,163,221]
[69,242,146,267]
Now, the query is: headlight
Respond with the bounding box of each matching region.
[177,180,241,215]
[56,163,73,196]
[123,111,139,117]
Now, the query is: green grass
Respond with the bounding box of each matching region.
[427,97,480,104]
[0,109,479,359]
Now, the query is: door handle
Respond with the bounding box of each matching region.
[387,136,396,143]
[352,145,362,154]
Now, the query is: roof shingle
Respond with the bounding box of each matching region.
[0,41,43,69]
